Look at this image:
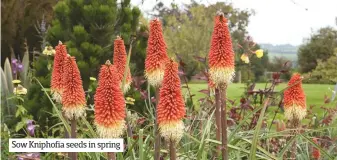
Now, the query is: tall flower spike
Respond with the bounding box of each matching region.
[113,36,132,93]
[283,73,306,121]
[145,18,169,87]
[208,12,235,86]
[94,60,126,138]
[51,41,67,103]
[62,56,86,120]
[157,60,185,142]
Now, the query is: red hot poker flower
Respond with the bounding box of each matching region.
[208,12,235,86]
[51,41,67,103]
[113,36,132,93]
[145,18,169,87]
[157,60,185,142]
[284,73,306,121]
[94,61,126,138]
[62,56,86,120]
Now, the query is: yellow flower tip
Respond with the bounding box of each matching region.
[284,105,307,121]
[126,101,135,105]
[12,80,21,84]
[255,49,264,58]
[95,120,126,138]
[159,120,184,143]
[145,69,165,87]
[240,54,250,63]
[126,96,135,105]
[126,97,135,102]
[209,67,235,86]
[13,85,27,95]
[62,105,86,120]
[90,77,97,81]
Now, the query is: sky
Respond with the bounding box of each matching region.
[130,0,337,46]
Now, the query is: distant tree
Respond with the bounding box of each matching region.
[298,27,337,73]
[154,2,268,81]
[311,48,337,83]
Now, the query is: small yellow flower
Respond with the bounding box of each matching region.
[125,97,135,105]
[90,77,97,81]
[255,49,263,58]
[12,80,21,84]
[126,101,135,105]
[126,97,135,102]
[240,54,250,63]
[43,46,56,56]
[13,85,27,95]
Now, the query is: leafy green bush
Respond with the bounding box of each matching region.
[24,0,147,134]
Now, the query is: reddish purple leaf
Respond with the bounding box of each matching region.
[324,95,331,104]
[193,56,206,63]
[198,89,209,95]
[227,119,236,127]
[179,61,186,67]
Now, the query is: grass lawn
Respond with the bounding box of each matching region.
[182,83,336,120]
[269,52,298,61]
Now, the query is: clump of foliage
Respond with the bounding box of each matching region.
[310,48,337,83]
[298,27,337,73]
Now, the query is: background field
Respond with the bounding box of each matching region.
[183,83,336,120]
[269,52,298,61]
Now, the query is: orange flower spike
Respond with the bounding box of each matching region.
[61,56,86,120]
[51,41,67,103]
[145,18,169,87]
[94,60,126,138]
[113,36,132,93]
[157,60,185,142]
[208,12,235,86]
[283,73,306,121]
